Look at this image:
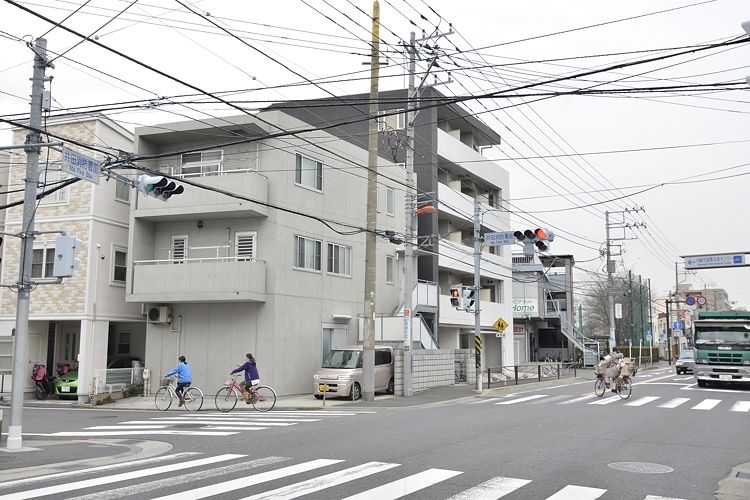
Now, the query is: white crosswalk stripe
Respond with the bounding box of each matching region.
[730,401,750,412]
[28,410,375,438]
[625,396,660,407]
[588,396,622,405]
[496,394,548,404]
[0,453,691,500]
[691,398,721,410]
[658,398,690,408]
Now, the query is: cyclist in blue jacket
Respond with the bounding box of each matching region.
[165,355,192,407]
[230,353,260,404]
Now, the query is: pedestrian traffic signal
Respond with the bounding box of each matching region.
[52,235,82,277]
[449,285,463,310]
[136,175,185,201]
[513,227,554,255]
[462,287,476,312]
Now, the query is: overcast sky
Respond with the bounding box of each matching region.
[2,0,750,313]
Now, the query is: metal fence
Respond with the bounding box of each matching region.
[93,367,143,396]
[484,362,578,388]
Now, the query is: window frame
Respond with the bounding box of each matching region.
[115,178,130,203]
[37,168,69,204]
[31,247,55,278]
[294,235,322,272]
[111,245,127,286]
[386,186,395,216]
[386,255,395,284]
[235,231,257,261]
[326,242,352,277]
[295,153,323,192]
[180,150,223,177]
[171,235,188,264]
[377,109,406,131]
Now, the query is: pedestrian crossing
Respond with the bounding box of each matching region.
[26,410,376,438]
[470,393,750,413]
[0,452,687,500]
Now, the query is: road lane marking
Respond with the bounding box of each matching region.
[496,395,548,405]
[0,454,245,500]
[85,426,168,430]
[152,459,345,500]
[588,397,622,405]
[644,496,686,499]
[33,430,237,437]
[530,395,571,405]
[729,401,750,412]
[559,395,597,405]
[546,485,606,499]
[201,427,266,431]
[239,461,401,500]
[658,398,690,408]
[342,468,462,499]
[625,396,660,407]
[448,476,531,499]
[692,399,721,410]
[468,398,500,405]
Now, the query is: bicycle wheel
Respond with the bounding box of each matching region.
[594,378,605,397]
[154,387,172,411]
[214,386,239,412]
[35,383,49,400]
[251,386,276,412]
[617,378,632,399]
[184,387,204,412]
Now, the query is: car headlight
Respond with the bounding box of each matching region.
[676,361,683,366]
[338,375,351,381]
[695,358,708,364]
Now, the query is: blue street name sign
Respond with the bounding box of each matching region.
[484,231,516,246]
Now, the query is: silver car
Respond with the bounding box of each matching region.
[313,346,394,400]
[675,349,695,374]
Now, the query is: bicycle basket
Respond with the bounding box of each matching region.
[31,364,46,381]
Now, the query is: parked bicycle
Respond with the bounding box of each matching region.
[155,376,204,411]
[214,374,277,412]
[31,363,55,400]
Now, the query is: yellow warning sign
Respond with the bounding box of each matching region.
[493,317,508,333]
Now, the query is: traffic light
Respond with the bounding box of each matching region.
[137,175,185,201]
[462,287,476,312]
[52,235,82,277]
[449,285,463,310]
[514,227,554,255]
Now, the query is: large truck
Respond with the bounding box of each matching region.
[693,311,750,387]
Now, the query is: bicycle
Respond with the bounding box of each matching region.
[594,373,632,399]
[155,376,204,411]
[214,374,277,412]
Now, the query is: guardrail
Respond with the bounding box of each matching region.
[485,362,578,388]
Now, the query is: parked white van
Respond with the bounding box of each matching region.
[313,345,395,400]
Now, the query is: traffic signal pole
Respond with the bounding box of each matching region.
[473,202,482,391]
[7,38,48,449]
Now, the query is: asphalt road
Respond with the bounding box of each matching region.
[1,368,749,499]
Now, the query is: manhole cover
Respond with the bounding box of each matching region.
[607,462,674,474]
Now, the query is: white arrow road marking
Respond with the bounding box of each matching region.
[448,476,531,499]
[496,395,548,405]
[0,454,245,500]
[342,468,462,499]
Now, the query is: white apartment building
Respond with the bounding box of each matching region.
[0,115,138,402]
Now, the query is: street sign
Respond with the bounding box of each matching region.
[493,317,508,333]
[685,296,696,306]
[659,331,665,340]
[673,321,683,331]
[684,253,745,269]
[697,296,707,306]
[61,146,100,185]
[646,333,652,341]
[483,231,516,246]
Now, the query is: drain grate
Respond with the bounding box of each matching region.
[607,462,674,474]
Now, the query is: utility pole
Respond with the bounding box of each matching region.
[605,211,617,352]
[473,201,482,391]
[362,0,380,402]
[8,38,49,449]
[628,270,634,347]
[401,30,416,397]
[666,296,673,365]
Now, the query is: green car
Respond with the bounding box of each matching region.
[54,370,79,399]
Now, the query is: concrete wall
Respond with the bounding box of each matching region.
[393,348,475,395]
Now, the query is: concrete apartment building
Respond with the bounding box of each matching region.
[128,90,514,396]
[0,115,139,401]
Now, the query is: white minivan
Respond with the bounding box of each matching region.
[313,345,395,400]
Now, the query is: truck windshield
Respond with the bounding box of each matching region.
[695,329,750,345]
[322,350,362,369]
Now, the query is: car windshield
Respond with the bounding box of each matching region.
[679,352,694,360]
[322,350,362,369]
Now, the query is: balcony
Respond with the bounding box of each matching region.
[438,239,508,280]
[438,183,507,233]
[438,295,509,329]
[133,169,269,221]
[128,256,266,303]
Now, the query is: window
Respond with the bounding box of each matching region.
[31,248,55,278]
[235,231,256,261]
[386,187,395,216]
[377,109,405,131]
[181,150,222,177]
[327,242,352,276]
[172,235,188,263]
[115,178,130,202]
[295,153,322,191]
[295,235,321,271]
[113,248,127,283]
[37,169,68,204]
[117,332,130,355]
[375,349,392,365]
[386,255,395,284]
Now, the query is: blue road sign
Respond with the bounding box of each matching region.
[673,321,683,331]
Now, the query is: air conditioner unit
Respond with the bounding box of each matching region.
[147,306,172,324]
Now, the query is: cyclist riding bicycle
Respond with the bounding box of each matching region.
[165,355,192,407]
[230,353,260,404]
